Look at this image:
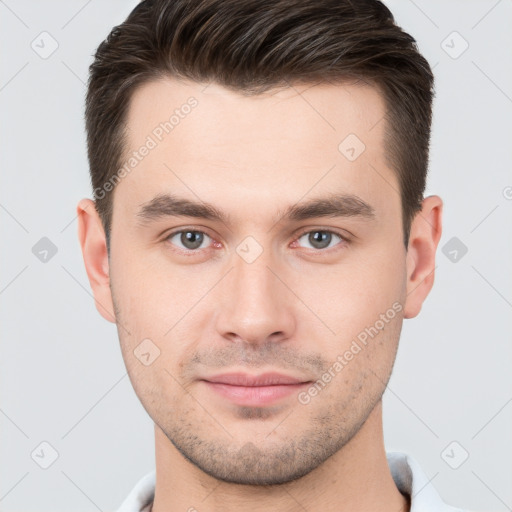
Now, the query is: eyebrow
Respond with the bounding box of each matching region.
[136,192,376,226]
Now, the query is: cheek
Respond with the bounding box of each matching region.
[305,250,405,343]
[110,253,210,373]
[110,247,183,331]
[307,269,404,409]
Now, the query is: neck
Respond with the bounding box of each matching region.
[151,401,409,512]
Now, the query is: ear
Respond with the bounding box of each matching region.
[403,195,443,319]
[77,198,116,323]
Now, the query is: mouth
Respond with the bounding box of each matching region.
[200,372,312,407]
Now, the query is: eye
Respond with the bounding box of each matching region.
[166,230,212,251]
[164,228,348,255]
[294,229,347,250]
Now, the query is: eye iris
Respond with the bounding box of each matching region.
[309,231,331,249]
[181,231,203,250]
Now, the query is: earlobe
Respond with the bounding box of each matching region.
[403,195,443,319]
[76,198,116,323]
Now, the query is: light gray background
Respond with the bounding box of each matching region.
[1,1,511,511]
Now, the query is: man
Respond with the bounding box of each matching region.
[77,0,469,510]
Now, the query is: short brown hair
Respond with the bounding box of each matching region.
[86,0,434,250]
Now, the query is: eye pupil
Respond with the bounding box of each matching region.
[309,231,331,249]
[181,231,203,249]
[171,229,340,253]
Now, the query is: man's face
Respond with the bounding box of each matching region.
[108,78,408,484]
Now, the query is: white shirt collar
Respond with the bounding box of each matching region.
[116,451,467,512]
[386,452,466,512]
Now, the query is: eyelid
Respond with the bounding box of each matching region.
[294,227,351,242]
[163,226,351,253]
[292,227,351,252]
[163,226,214,241]
[163,227,217,254]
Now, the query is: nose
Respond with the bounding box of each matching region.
[214,245,296,347]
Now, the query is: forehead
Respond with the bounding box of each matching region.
[124,77,387,154]
[115,77,397,225]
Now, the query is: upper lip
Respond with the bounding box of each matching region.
[202,372,309,386]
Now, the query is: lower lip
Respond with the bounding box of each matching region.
[202,381,310,406]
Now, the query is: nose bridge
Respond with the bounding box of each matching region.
[215,240,295,344]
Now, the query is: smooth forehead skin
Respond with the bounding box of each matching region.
[111,78,402,251]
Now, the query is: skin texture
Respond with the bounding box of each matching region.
[77,78,442,512]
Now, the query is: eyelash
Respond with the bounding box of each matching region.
[164,228,350,255]
[293,228,349,252]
